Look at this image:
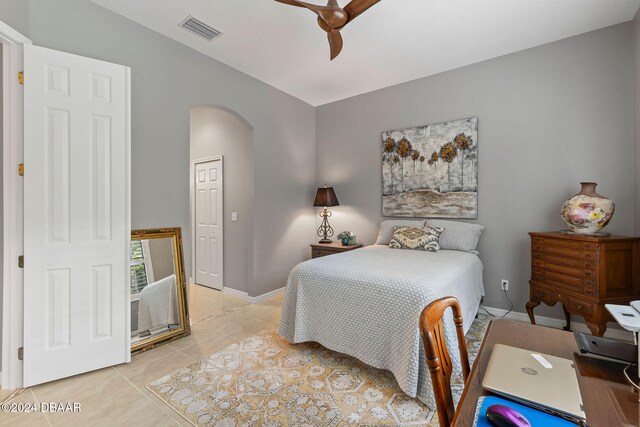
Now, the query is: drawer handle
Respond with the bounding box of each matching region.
[585,271,592,277]
[538,292,545,298]
[557,294,562,298]
[576,304,584,310]
[584,263,592,268]
[534,253,542,259]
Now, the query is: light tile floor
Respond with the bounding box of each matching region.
[0,285,284,426]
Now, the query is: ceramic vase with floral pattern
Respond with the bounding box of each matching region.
[561,182,614,234]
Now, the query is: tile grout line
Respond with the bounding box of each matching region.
[30,367,121,407]
[86,373,158,427]
[189,304,250,325]
[28,387,53,427]
[118,368,182,426]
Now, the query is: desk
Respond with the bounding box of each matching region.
[453,320,638,427]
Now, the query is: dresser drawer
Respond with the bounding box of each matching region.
[540,252,582,267]
[542,237,581,250]
[568,298,594,316]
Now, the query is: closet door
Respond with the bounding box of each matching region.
[23,44,130,386]
[194,158,223,290]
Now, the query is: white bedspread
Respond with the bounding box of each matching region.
[279,245,484,406]
[138,274,180,334]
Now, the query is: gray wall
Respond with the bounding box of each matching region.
[634,11,640,236]
[0,0,316,298]
[148,238,174,282]
[316,23,635,319]
[190,107,252,294]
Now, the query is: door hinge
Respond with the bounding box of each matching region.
[17,71,24,85]
[18,163,24,176]
[18,347,23,361]
[18,255,24,268]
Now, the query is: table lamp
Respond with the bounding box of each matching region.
[313,186,339,244]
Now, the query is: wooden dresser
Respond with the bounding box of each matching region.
[310,242,363,259]
[526,232,640,336]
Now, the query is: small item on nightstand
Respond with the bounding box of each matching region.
[336,231,356,246]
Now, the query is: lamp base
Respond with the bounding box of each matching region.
[318,238,332,244]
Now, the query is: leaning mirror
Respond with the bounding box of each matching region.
[130,228,190,353]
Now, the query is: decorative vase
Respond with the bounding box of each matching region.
[560,182,614,234]
[341,237,350,245]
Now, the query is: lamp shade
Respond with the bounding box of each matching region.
[313,187,339,207]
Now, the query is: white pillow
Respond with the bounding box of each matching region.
[375,219,427,245]
[423,219,485,254]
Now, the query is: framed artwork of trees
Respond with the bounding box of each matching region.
[381,117,478,218]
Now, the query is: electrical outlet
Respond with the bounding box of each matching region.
[501,280,509,291]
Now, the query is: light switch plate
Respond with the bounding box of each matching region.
[231,212,238,222]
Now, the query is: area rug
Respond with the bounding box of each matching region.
[148,315,489,426]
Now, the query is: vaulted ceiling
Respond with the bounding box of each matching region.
[91,0,640,106]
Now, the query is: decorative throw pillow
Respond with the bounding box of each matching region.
[375,219,427,245]
[388,226,444,252]
[424,219,485,254]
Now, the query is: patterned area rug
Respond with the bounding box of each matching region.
[148,315,489,426]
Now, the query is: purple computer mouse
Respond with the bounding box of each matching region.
[486,404,532,427]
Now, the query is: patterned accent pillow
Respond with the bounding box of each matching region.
[388,226,444,252]
[375,219,426,245]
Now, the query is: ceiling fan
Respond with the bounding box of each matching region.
[275,0,382,60]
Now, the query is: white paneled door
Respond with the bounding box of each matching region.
[194,159,223,290]
[23,45,130,386]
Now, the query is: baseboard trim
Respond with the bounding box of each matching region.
[221,286,285,304]
[249,287,285,304]
[481,305,632,342]
[222,287,248,299]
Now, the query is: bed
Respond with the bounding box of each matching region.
[278,244,484,407]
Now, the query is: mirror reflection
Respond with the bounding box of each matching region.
[130,228,189,352]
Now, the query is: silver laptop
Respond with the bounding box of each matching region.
[482,344,586,422]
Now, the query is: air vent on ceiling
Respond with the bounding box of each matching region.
[179,16,222,41]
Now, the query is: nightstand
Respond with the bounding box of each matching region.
[310,242,363,259]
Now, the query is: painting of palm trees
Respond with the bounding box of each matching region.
[381,117,478,218]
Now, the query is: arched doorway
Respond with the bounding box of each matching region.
[189,106,254,303]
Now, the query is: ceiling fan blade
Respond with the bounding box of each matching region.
[274,0,306,7]
[288,0,326,14]
[328,30,343,61]
[343,0,382,23]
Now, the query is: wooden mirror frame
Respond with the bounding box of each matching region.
[131,227,190,354]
